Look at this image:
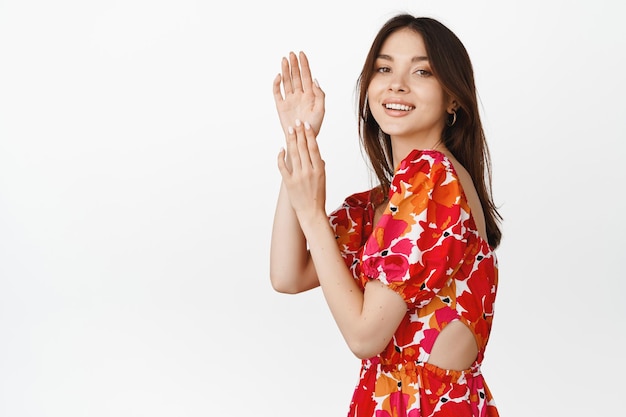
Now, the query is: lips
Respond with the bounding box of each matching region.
[383,102,415,111]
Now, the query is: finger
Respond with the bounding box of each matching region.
[277,147,290,178]
[286,125,301,171]
[312,77,326,100]
[280,56,293,94]
[272,73,284,104]
[298,51,314,90]
[304,121,324,171]
[289,51,303,93]
[294,119,312,169]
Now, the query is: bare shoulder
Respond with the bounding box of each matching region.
[445,154,488,241]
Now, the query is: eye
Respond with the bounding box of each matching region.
[376,66,391,73]
[414,69,432,77]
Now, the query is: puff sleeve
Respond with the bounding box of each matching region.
[361,150,472,308]
[329,190,371,278]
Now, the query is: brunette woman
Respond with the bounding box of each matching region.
[270,14,502,416]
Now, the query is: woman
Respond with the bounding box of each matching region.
[270,13,502,417]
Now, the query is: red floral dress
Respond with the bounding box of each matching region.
[328,149,499,417]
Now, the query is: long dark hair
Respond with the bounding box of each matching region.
[357,14,502,248]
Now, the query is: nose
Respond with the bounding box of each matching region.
[389,73,408,93]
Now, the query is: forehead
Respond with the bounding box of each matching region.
[379,28,427,58]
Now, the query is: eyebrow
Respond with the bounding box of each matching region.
[377,54,429,62]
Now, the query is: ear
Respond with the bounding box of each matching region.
[446,98,458,114]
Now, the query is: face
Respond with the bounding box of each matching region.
[367,28,454,145]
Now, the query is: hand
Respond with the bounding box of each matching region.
[273,51,325,137]
[277,119,327,224]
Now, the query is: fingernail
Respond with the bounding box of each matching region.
[314,78,320,88]
[304,121,311,130]
[288,126,294,134]
[295,119,301,127]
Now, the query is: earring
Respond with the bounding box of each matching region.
[446,110,457,127]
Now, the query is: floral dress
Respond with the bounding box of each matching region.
[328,149,499,417]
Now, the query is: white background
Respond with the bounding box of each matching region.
[1,0,625,416]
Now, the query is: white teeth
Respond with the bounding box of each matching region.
[385,103,413,111]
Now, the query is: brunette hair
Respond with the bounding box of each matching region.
[357,14,502,248]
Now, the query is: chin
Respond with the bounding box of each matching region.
[379,125,412,137]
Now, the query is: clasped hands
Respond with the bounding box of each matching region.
[277,118,326,225]
[274,51,327,225]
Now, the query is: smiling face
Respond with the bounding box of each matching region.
[367,28,455,151]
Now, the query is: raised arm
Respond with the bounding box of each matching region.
[269,52,325,294]
[277,120,408,359]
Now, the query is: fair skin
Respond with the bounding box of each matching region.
[270,30,486,369]
[270,52,324,295]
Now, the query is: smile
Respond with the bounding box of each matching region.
[384,103,414,111]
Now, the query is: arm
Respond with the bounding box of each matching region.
[269,180,319,293]
[269,52,325,293]
[277,120,407,359]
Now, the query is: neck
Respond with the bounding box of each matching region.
[390,134,447,170]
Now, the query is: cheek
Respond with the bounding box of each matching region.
[367,74,388,95]
[414,89,446,114]
[424,85,448,110]
[366,84,383,113]
[369,104,383,126]
[366,82,380,102]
